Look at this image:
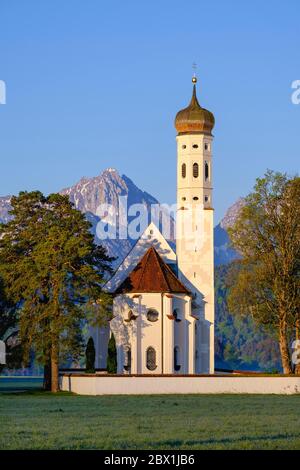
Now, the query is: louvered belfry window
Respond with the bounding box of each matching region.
[193,162,199,178]
[182,163,186,178]
[146,347,157,371]
[205,161,209,181]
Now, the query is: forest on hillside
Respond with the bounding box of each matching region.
[214,264,282,372]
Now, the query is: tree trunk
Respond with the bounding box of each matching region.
[51,341,59,392]
[279,319,292,374]
[294,317,300,374]
[43,360,51,391]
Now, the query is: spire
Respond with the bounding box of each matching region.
[190,80,201,108]
[174,72,215,135]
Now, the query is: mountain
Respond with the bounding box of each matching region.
[214,199,244,266]
[0,168,241,266]
[60,168,163,266]
[0,169,165,268]
[0,196,12,224]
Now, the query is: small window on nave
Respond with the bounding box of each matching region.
[146,347,157,371]
[174,346,181,371]
[123,348,131,372]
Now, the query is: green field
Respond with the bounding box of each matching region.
[0,378,300,450]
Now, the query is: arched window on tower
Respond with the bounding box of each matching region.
[146,347,157,371]
[182,163,186,178]
[205,161,209,181]
[193,163,199,178]
[174,346,181,371]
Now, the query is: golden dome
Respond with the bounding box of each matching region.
[175,78,215,135]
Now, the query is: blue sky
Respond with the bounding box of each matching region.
[0,0,299,223]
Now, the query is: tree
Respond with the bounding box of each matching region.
[107,333,117,374]
[85,337,95,373]
[0,191,113,391]
[227,171,300,374]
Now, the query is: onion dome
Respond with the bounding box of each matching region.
[175,77,215,135]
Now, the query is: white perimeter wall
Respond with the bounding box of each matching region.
[60,375,300,395]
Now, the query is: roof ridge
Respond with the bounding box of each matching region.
[136,247,152,290]
[151,247,170,291]
[153,247,173,291]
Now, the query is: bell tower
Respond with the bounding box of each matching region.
[174,76,215,374]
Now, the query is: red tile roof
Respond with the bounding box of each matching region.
[114,247,190,295]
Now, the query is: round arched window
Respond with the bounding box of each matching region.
[147,309,159,322]
[146,347,157,371]
[193,163,199,178]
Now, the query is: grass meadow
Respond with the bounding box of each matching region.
[0,378,300,450]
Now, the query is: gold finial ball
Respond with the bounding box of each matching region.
[192,76,197,83]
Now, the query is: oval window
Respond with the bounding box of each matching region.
[147,309,159,322]
[192,144,198,149]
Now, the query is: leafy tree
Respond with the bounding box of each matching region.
[227,171,300,374]
[0,191,113,391]
[85,337,95,373]
[107,333,117,374]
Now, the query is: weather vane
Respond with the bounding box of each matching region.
[192,62,197,83]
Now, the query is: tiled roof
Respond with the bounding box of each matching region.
[114,246,190,295]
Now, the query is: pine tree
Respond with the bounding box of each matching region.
[0,191,113,391]
[107,333,117,374]
[85,337,95,373]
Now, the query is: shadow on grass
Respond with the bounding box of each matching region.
[153,432,300,449]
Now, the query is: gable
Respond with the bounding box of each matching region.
[105,222,176,293]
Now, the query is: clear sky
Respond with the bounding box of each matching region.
[0,0,299,223]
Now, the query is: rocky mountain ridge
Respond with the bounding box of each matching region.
[0,168,241,266]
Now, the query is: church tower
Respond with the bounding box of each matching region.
[175,76,215,374]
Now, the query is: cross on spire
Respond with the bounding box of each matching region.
[192,62,197,83]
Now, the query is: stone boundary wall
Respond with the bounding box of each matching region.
[60,374,300,395]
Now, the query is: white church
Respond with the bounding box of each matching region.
[91,76,215,375]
